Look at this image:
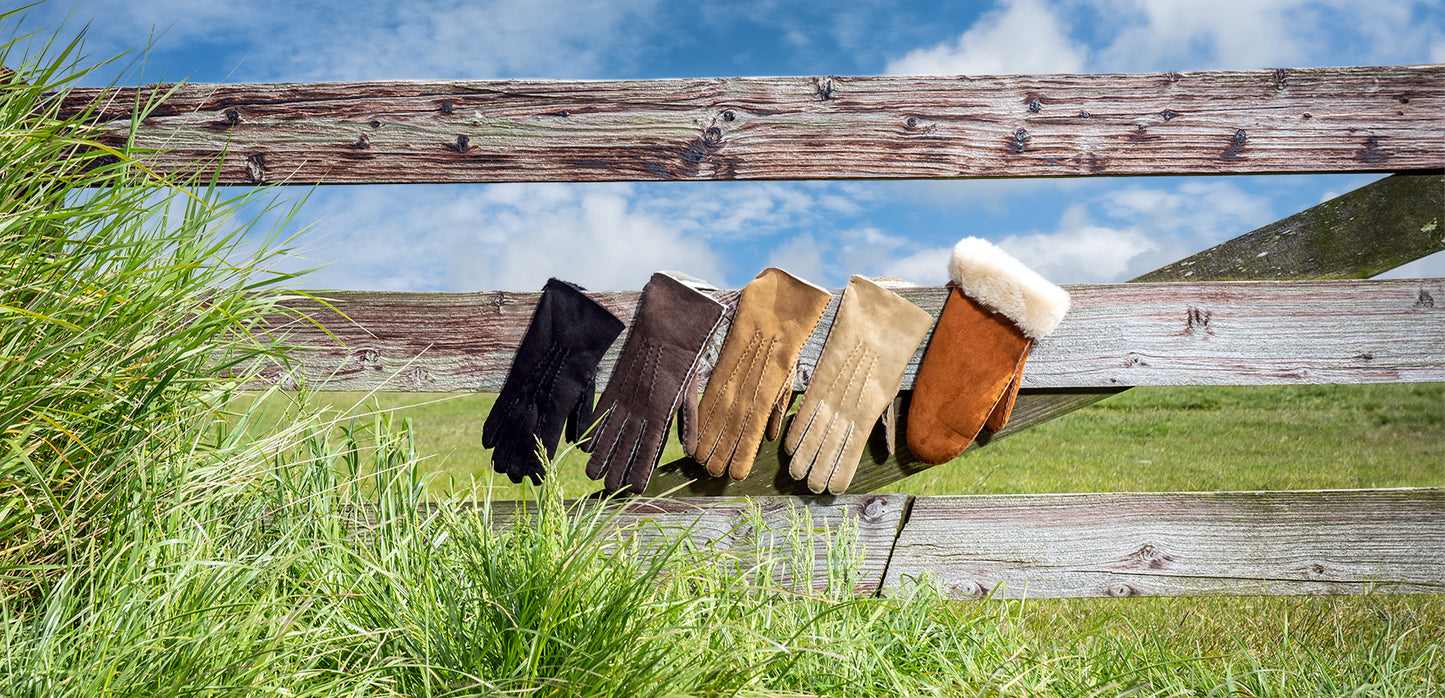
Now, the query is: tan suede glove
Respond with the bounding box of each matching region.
[691,267,832,481]
[783,276,935,494]
[907,237,1070,465]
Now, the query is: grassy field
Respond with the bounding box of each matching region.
[224,384,1445,695]
[260,382,1444,499]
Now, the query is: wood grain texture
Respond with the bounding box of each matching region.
[1136,172,1445,282]
[329,490,1444,598]
[259,279,1444,393]
[879,489,1445,598]
[337,494,908,595]
[58,66,1445,184]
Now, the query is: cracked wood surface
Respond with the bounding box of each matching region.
[59,66,1445,184]
[879,489,1445,598]
[335,490,1445,598]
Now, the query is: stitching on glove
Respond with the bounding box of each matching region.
[820,419,855,493]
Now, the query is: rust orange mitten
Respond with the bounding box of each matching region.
[906,238,1070,466]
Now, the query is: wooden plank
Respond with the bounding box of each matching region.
[1136,172,1445,282]
[880,488,1445,598]
[59,66,1444,184]
[260,278,1444,393]
[336,494,908,596]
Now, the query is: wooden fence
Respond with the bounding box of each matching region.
[63,65,1444,598]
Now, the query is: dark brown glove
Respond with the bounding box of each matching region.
[582,273,725,494]
[690,268,832,481]
[907,238,1070,465]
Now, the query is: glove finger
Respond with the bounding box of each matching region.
[820,420,866,495]
[693,331,764,473]
[626,416,671,494]
[500,404,543,484]
[585,411,628,482]
[881,401,896,456]
[765,368,795,442]
[677,369,701,458]
[789,401,837,480]
[805,416,854,494]
[782,382,825,455]
[604,416,648,493]
[481,396,516,450]
[711,340,774,479]
[567,375,598,444]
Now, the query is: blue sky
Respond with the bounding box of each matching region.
[12,0,1445,291]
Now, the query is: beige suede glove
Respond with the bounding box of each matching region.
[691,268,832,481]
[783,276,935,494]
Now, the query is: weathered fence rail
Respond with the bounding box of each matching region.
[62,66,1445,184]
[74,66,1445,597]
[265,278,1444,393]
[346,489,1445,599]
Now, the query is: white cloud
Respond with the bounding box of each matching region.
[885,0,1086,75]
[28,0,661,82]
[1089,0,1445,72]
[997,204,1159,284]
[874,179,1280,286]
[767,226,912,288]
[270,183,722,292]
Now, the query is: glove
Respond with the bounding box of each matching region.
[783,276,934,494]
[482,278,624,484]
[690,267,832,481]
[582,272,725,494]
[906,238,1070,465]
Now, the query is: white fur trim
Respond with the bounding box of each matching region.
[947,237,1070,339]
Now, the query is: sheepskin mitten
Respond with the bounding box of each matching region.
[691,267,832,481]
[783,276,935,494]
[482,278,624,484]
[906,238,1070,466]
[582,272,726,494]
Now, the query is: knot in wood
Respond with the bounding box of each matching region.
[224,108,241,123]
[1009,128,1030,154]
[951,581,987,598]
[1416,289,1435,309]
[1107,583,1138,597]
[722,110,735,122]
[1161,109,1180,120]
[439,99,454,114]
[816,77,835,101]
[1027,97,1042,113]
[244,153,266,184]
[862,496,887,522]
[702,126,724,148]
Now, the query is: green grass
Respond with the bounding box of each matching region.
[260,383,1444,500]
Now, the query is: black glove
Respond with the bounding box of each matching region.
[582,272,725,494]
[483,278,623,484]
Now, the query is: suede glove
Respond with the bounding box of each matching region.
[907,238,1070,465]
[691,267,832,481]
[583,272,725,494]
[783,276,935,494]
[483,278,624,484]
